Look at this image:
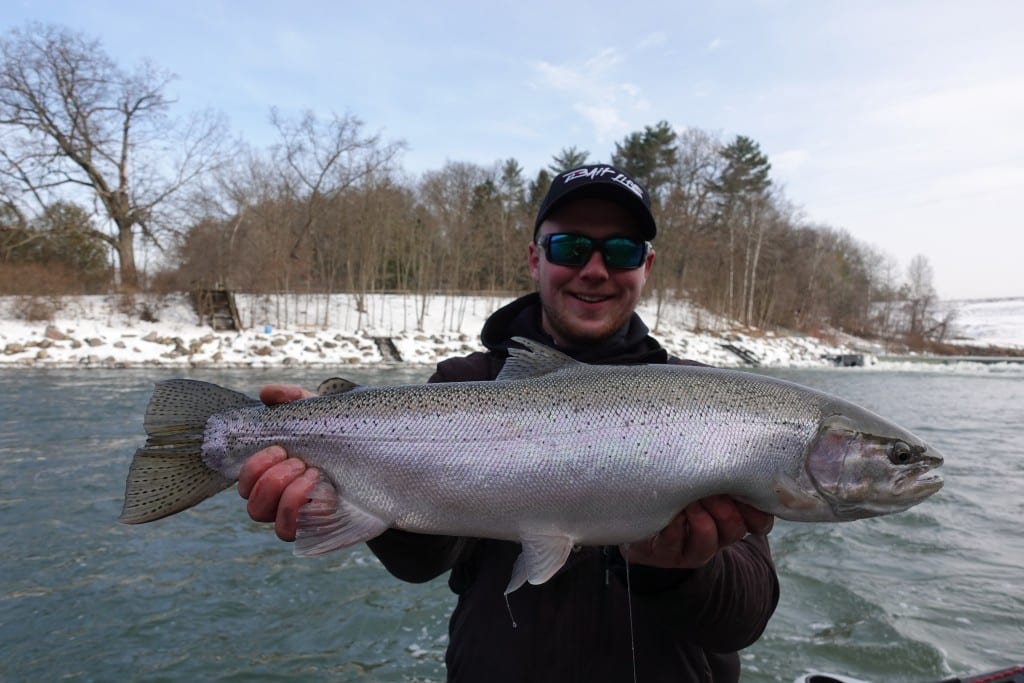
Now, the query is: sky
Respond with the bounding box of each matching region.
[6,0,1024,301]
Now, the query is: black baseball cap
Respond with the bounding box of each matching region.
[534,164,657,240]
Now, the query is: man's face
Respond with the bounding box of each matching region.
[528,197,655,347]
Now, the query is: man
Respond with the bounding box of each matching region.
[239,164,779,681]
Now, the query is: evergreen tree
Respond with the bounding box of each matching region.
[611,121,678,199]
[548,146,590,174]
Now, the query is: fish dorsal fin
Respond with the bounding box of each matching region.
[317,377,361,396]
[497,337,581,382]
[506,534,575,594]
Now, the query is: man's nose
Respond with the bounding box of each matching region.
[577,249,609,278]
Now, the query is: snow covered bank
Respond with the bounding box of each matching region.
[0,293,868,369]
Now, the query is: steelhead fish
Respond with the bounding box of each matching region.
[120,337,944,593]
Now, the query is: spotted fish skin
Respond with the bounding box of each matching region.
[120,338,944,593]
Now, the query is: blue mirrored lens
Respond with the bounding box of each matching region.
[542,234,646,269]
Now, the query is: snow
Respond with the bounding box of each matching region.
[941,298,1024,349]
[0,292,1021,369]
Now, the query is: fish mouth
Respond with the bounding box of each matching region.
[898,463,944,494]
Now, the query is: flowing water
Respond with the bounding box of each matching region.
[1,364,1021,681]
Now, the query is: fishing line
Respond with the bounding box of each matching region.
[504,594,518,629]
[622,543,638,683]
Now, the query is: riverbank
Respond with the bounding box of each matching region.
[0,292,872,369]
[1,292,1020,369]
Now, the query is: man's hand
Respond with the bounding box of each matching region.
[237,384,317,542]
[621,495,774,569]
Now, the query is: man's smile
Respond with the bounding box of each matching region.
[571,293,613,303]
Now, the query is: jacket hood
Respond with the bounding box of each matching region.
[479,293,668,365]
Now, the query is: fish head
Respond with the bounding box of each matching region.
[798,411,944,521]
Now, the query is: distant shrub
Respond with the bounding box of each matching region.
[13,295,63,321]
[138,302,159,323]
[0,261,110,295]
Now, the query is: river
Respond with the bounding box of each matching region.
[1,364,1021,681]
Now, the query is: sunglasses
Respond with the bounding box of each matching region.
[536,233,651,270]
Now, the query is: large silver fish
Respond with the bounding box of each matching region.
[120,338,944,593]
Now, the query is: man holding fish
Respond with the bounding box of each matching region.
[239,165,780,681]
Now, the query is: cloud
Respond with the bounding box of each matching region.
[530,48,647,142]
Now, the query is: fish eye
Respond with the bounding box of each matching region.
[889,441,914,465]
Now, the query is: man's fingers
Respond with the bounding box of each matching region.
[259,384,314,406]
[245,458,307,523]
[700,495,747,546]
[238,446,287,499]
[683,501,719,565]
[736,501,775,535]
[275,468,321,542]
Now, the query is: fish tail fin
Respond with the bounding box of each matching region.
[119,379,259,524]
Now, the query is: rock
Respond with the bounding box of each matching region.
[4,343,26,355]
[44,325,70,341]
[86,338,104,347]
[113,341,126,349]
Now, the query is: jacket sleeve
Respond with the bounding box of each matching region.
[364,352,500,583]
[365,530,468,583]
[625,533,779,652]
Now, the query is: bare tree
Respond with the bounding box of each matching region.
[0,23,227,289]
[904,253,946,343]
[270,107,404,263]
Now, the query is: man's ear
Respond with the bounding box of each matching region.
[528,240,541,281]
[643,247,656,278]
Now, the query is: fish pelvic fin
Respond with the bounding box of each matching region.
[498,337,581,381]
[294,478,388,557]
[119,379,259,524]
[505,534,575,594]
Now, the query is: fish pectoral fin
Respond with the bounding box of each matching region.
[293,479,388,557]
[505,534,575,594]
[773,473,823,511]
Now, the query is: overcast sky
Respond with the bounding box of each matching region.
[8,1,1023,301]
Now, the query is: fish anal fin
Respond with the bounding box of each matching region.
[505,534,575,594]
[293,479,388,556]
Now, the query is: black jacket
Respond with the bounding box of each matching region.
[366,294,779,682]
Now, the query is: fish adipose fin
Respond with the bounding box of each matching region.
[119,380,260,524]
[498,337,581,382]
[294,478,388,557]
[316,377,361,396]
[505,534,575,594]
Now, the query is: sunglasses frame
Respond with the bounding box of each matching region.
[536,233,652,270]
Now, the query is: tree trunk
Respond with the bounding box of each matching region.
[116,220,138,290]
